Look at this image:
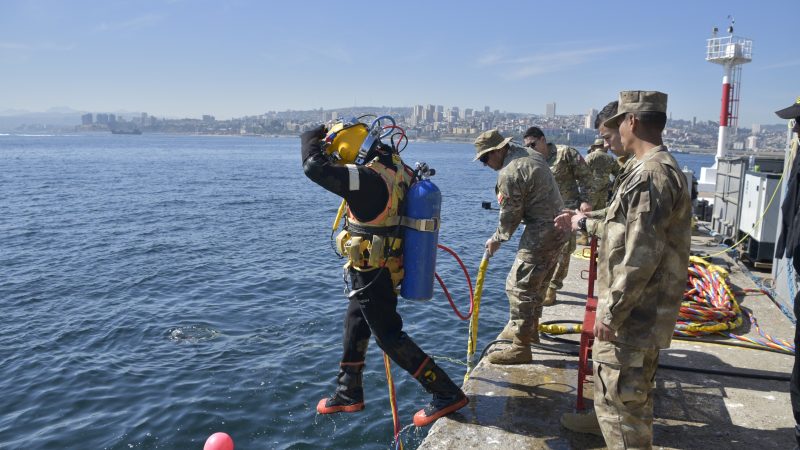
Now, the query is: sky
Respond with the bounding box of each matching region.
[1,0,797,125]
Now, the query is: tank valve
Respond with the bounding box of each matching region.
[414,162,435,179]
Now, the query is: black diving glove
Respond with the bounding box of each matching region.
[300,124,327,163]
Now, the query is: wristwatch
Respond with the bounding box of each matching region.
[578,217,587,232]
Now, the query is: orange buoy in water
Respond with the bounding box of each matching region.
[204,432,234,450]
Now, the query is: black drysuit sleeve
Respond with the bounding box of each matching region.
[300,126,389,222]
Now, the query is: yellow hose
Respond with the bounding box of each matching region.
[539,323,582,335]
[464,251,490,382]
[332,199,347,232]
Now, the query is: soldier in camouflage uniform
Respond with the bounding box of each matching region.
[474,129,567,365]
[585,138,620,211]
[557,91,691,449]
[523,126,593,306]
[581,100,633,239]
[586,138,603,155]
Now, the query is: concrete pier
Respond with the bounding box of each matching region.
[420,228,796,449]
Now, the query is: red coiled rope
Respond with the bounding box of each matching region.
[434,244,475,320]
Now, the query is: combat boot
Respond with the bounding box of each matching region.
[413,358,469,427]
[560,410,602,436]
[487,325,533,365]
[543,287,557,306]
[496,321,514,341]
[316,364,365,414]
[498,318,540,344]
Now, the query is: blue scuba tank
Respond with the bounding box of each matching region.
[400,177,441,301]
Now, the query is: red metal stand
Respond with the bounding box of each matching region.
[576,236,598,410]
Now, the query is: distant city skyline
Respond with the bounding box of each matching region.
[2,1,797,125]
[1,102,779,128]
[5,100,789,153]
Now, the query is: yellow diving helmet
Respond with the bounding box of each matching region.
[324,117,385,165]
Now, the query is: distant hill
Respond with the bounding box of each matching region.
[0,110,84,131]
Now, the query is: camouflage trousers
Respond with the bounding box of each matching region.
[504,247,561,338]
[548,232,576,290]
[593,339,660,450]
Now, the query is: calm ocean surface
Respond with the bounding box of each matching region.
[0,133,713,449]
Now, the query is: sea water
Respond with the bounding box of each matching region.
[0,133,713,449]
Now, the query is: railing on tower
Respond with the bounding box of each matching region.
[728,64,743,145]
[706,35,753,64]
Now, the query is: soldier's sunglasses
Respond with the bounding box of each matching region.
[525,136,541,148]
[479,152,490,164]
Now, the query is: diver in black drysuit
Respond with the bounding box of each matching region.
[300,124,467,427]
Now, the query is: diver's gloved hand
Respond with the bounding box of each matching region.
[301,124,327,163]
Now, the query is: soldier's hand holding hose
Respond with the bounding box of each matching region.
[484,237,501,257]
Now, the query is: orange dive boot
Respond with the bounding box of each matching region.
[316,363,365,414]
[412,358,469,427]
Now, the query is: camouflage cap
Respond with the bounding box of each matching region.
[473,129,513,161]
[591,138,604,147]
[775,96,800,120]
[603,90,668,129]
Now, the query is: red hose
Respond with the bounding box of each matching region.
[434,244,475,320]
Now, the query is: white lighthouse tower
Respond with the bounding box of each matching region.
[697,20,753,193]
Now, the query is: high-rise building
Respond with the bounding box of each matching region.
[96,113,109,125]
[434,105,444,122]
[448,106,459,122]
[546,102,556,118]
[425,104,436,123]
[746,135,758,151]
[81,113,93,125]
[584,108,598,129]
[463,108,473,120]
[484,106,490,115]
[413,105,424,124]
[751,123,761,134]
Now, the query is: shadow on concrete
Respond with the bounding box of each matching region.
[552,299,587,307]
[457,345,794,449]
[658,347,790,388]
[653,422,793,450]
[457,370,606,449]
[556,290,589,301]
